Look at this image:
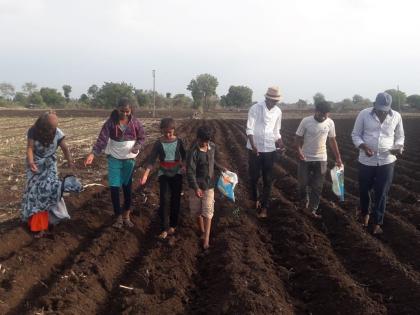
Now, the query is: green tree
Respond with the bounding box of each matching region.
[296,99,308,110]
[313,92,326,105]
[96,82,136,108]
[62,85,72,102]
[385,89,406,111]
[79,93,89,104]
[87,84,99,99]
[166,92,172,99]
[0,83,15,100]
[28,91,44,106]
[187,73,218,111]
[407,94,420,109]
[13,92,27,105]
[134,89,152,107]
[22,82,37,95]
[173,94,193,108]
[40,87,65,107]
[352,94,364,104]
[221,85,253,108]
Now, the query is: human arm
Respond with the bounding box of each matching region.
[274,111,284,149]
[131,120,146,154]
[26,139,38,172]
[186,148,203,197]
[390,115,405,155]
[295,135,305,161]
[85,120,111,166]
[59,138,74,168]
[351,111,373,157]
[246,106,259,155]
[140,141,161,184]
[328,137,343,167]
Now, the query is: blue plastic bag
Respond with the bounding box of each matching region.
[330,165,345,201]
[217,171,238,202]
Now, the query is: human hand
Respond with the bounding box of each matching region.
[297,150,305,161]
[131,147,139,154]
[29,161,38,173]
[389,148,403,156]
[67,160,75,169]
[252,145,259,156]
[84,153,94,166]
[195,189,204,198]
[335,158,343,168]
[360,144,374,157]
[139,174,148,186]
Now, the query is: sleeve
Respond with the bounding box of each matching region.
[145,141,161,169]
[92,120,111,156]
[295,118,306,136]
[328,120,336,138]
[186,147,199,190]
[179,139,186,161]
[56,128,65,145]
[394,114,405,147]
[246,105,257,136]
[132,119,146,152]
[273,110,282,141]
[351,111,365,148]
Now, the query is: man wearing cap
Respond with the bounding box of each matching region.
[246,86,284,218]
[351,92,405,234]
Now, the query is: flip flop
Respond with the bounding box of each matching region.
[113,218,124,229]
[373,226,383,235]
[158,231,168,240]
[123,218,134,228]
[311,210,322,219]
[167,227,176,235]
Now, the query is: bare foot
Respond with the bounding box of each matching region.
[158,231,168,240]
[362,214,370,227]
[311,210,322,219]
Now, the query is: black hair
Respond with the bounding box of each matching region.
[33,112,56,147]
[315,101,331,114]
[196,125,213,141]
[110,97,133,123]
[160,117,176,130]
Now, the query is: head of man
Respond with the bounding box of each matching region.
[373,92,392,121]
[264,86,282,109]
[314,101,331,122]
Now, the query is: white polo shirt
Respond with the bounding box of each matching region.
[246,101,282,153]
[296,116,336,162]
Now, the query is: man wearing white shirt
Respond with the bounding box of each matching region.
[246,86,284,218]
[351,92,405,234]
[295,101,342,218]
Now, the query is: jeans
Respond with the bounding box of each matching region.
[159,174,183,231]
[110,177,132,216]
[358,162,395,225]
[297,161,328,211]
[248,150,275,209]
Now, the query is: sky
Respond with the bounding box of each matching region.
[1,0,420,103]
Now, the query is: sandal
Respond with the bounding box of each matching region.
[158,231,168,240]
[123,218,134,228]
[311,210,322,219]
[372,225,383,235]
[257,208,268,219]
[167,227,176,236]
[113,217,124,229]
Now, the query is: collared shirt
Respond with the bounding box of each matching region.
[351,107,404,166]
[246,101,282,152]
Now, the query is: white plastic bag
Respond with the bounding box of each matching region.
[330,165,345,201]
[217,171,238,202]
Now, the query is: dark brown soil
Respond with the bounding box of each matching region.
[0,117,419,315]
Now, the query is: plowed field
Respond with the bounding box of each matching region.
[1,117,420,315]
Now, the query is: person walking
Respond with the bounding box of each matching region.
[351,92,404,234]
[295,101,342,218]
[246,86,284,218]
[85,97,146,228]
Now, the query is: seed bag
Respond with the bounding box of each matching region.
[330,165,345,201]
[217,170,238,202]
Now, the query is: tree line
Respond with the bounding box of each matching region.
[1,76,420,111]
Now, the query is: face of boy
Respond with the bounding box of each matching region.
[314,111,328,122]
[198,139,210,148]
[162,128,175,139]
[119,106,131,120]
